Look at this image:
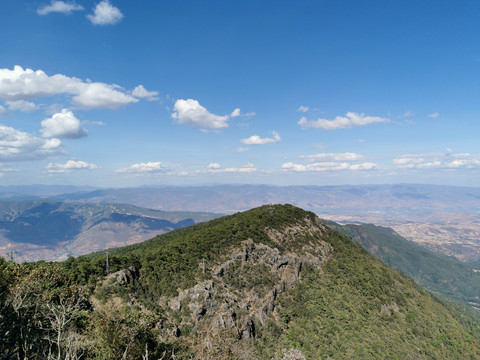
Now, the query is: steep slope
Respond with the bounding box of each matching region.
[0,200,220,262]
[2,205,480,359]
[329,222,480,309]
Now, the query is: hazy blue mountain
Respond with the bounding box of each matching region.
[46,184,480,214]
[0,200,220,262]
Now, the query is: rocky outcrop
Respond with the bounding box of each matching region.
[161,216,331,348]
[104,266,139,287]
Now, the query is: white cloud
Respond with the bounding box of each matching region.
[132,85,159,101]
[300,152,366,162]
[282,161,377,172]
[207,163,257,173]
[229,108,256,118]
[6,100,38,113]
[231,108,241,118]
[0,125,63,161]
[297,105,309,113]
[37,1,84,15]
[46,160,99,173]
[428,112,440,118]
[171,99,230,131]
[393,152,480,169]
[116,162,169,174]
[236,147,249,152]
[282,152,376,172]
[240,131,281,145]
[403,111,415,117]
[298,112,389,130]
[207,163,222,170]
[0,66,138,109]
[40,109,88,139]
[87,0,123,25]
[0,105,7,117]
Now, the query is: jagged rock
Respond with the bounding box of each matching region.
[240,317,255,339]
[105,266,138,287]
[214,310,236,329]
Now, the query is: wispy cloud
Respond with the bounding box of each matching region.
[428,112,440,119]
[298,112,389,130]
[37,1,83,15]
[393,151,480,169]
[46,160,98,173]
[116,162,169,174]
[131,85,159,101]
[282,152,376,172]
[240,131,281,145]
[297,105,309,113]
[207,163,257,173]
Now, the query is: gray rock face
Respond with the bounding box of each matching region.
[105,266,139,286]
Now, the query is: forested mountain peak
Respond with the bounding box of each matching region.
[1,204,480,359]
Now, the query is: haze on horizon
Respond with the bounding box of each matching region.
[1,1,479,188]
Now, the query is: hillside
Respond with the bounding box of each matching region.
[1,204,480,359]
[328,222,480,311]
[0,200,220,262]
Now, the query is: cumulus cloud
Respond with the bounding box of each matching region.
[116,162,169,174]
[40,109,88,139]
[298,112,389,130]
[0,125,63,161]
[87,0,123,25]
[37,1,83,15]
[46,160,98,173]
[297,105,309,113]
[0,66,138,109]
[131,85,159,101]
[393,152,480,169]
[172,99,231,131]
[231,108,241,118]
[240,131,281,145]
[207,163,257,173]
[71,82,137,109]
[6,100,38,113]
[428,112,440,119]
[282,152,376,172]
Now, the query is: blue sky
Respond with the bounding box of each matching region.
[1,0,479,187]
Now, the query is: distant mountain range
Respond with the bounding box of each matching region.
[2,183,480,214]
[0,200,220,262]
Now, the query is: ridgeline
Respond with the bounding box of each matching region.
[1,204,479,359]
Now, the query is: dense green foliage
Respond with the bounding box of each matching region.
[2,204,480,359]
[330,222,480,308]
[256,229,480,359]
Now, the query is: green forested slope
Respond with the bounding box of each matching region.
[1,205,480,359]
[329,222,480,308]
